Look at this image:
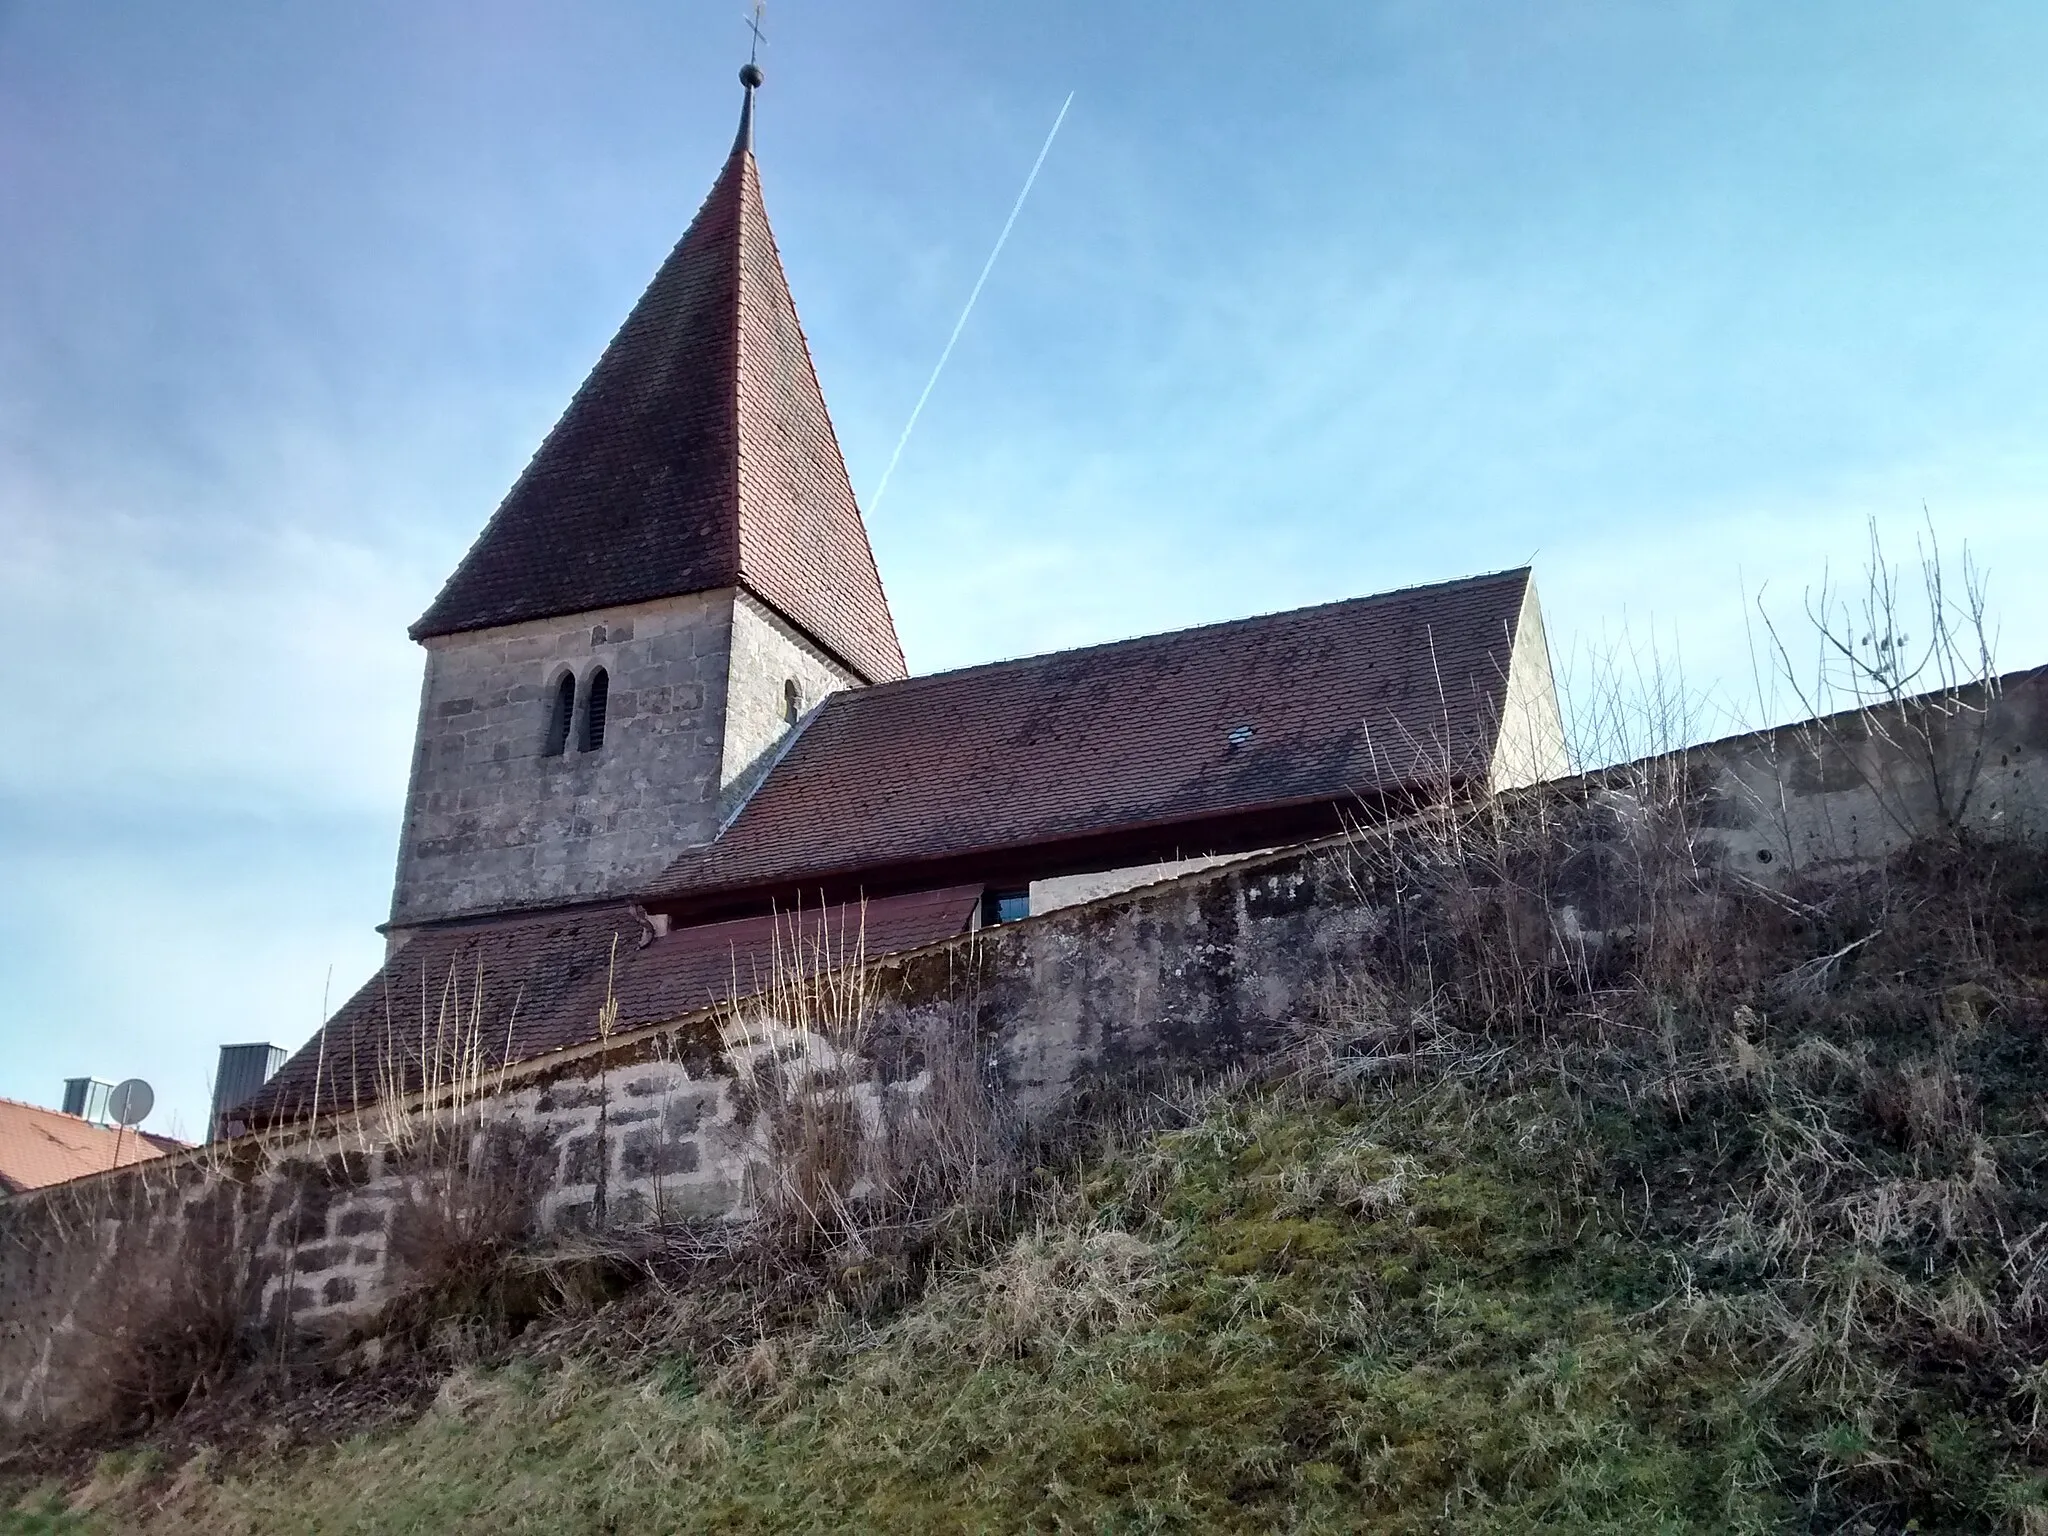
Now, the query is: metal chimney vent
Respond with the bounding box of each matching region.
[62,1077,113,1125]
[210,1043,288,1141]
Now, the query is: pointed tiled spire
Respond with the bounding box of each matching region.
[412,68,906,684]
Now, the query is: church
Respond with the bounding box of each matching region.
[243,68,1568,1130]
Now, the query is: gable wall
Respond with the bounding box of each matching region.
[1489,579,1571,792]
[718,589,864,809]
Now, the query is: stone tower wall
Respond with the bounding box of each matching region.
[390,590,741,928]
[719,589,864,808]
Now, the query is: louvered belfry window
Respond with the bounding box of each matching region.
[581,668,610,753]
[544,672,576,756]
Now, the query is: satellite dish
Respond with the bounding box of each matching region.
[108,1078,154,1128]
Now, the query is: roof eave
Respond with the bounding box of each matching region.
[643,771,1495,923]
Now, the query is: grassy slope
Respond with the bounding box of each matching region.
[16,1088,1738,1534]
[13,1084,2048,1533]
[13,849,2048,1532]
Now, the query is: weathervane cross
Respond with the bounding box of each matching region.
[745,0,766,66]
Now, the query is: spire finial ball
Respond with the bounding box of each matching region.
[740,62,764,89]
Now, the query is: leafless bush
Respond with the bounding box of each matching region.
[66,1189,267,1429]
[1558,617,1711,774]
[1284,973,1497,1096]
[717,910,1022,1276]
[1756,515,2002,842]
[379,1127,552,1350]
[1332,745,1740,1060]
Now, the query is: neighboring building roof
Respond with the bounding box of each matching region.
[0,1098,182,1196]
[246,886,982,1126]
[410,83,905,685]
[644,569,1536,913]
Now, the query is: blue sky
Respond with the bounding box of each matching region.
[4,1,2045,1138]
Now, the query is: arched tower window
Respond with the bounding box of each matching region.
[783,678,802,725]
[580,668,610,753]
[543,671,576,756]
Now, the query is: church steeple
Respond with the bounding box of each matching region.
[412,68,905,685]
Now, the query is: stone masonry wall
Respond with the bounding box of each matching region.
[718,588,863,809]
[7,669,2046,1431]
[1684,667,2048,873]
[391,589,741,927]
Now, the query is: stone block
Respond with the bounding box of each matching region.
[561,1134,606,1185]
[334,1206,386,1239]
[552,1199,596,1232]
[619,1130,698,1179]
[606,1188,652,1228]
[535,1081,606,1113]
[266,1286,320,1327]
[665,1091,718,1137]
[274,1185,335,1245]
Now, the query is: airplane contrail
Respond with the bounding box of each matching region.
[867,91,1075,515]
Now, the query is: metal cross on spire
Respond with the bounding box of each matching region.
[745,0,766,67]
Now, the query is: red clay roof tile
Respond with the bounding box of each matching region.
[644,569,1534,907]
[245,887,980,1125]
[0,1098,181,1195]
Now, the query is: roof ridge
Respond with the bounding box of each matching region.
[830,567,1532,705]
[383,898,647,938]
[727,152,903,678]
[728,136,905,681]
[0,1093,91,1119]
[0,1093,187,1143]
[725,139,751,628]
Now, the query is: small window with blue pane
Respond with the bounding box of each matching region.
[981,888,1031,926]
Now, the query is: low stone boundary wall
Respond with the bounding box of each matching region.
[4,667,2044,1431]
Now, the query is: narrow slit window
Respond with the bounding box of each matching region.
[544,672,576,756]
[580,668,609,752]
[783,678,802,725]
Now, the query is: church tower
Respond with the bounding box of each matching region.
[390,67,903,931]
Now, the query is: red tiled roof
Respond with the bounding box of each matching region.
[245,886,981,1125]
[0,1098,182,1195]
[644,569,1535,908]
[410,88,905,685]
